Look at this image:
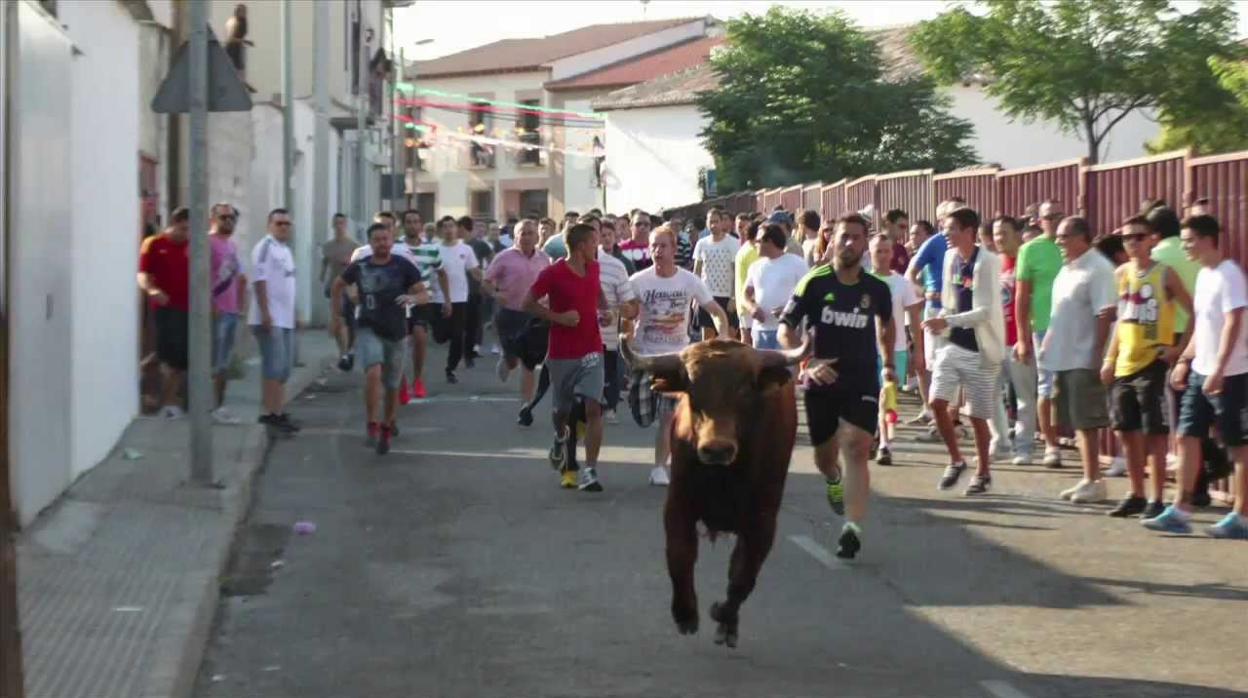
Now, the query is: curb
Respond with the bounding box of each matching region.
[151,353,334,698]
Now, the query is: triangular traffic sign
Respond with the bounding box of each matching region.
[152,27,252,114]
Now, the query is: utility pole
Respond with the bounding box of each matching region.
[281,0,293,211]
[187,0,213,485]
[390,46,404,212]
[313,0,329,251]
[355,2,368,231]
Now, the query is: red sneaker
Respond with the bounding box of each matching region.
[412,378,427,399]
[366,422,380,447]
[376,424,391,455]
[398,382,411,405]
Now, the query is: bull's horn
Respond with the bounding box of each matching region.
[620,336,685,375]
[756,334,811,369]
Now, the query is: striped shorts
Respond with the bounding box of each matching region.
[930,344,1001,420]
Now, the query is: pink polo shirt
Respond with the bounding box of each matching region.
[210,233,242,314]
[484,247,551,311]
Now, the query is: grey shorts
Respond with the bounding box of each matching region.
[356,328,407,390]
[1054,368,1110,431]
[548,352,605,414]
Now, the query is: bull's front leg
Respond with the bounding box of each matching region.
[664,496,699,635]
[711,508,779,648]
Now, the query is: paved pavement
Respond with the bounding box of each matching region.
[195,344,1248,698]
[17,330,337,698]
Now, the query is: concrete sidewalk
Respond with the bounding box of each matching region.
[17,329,338,698]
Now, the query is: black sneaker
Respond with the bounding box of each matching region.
[1108,494,1147,518]
[548,429,568,471]
[1140,500,1168,520]
[376,425,391,455]
[465,356,476,369]
[517,406,534,426]
[337,353,354,372]
[1191,487,1212,508]
[876,447,893,466]
[938,461,967,490]
[276,413,301,433]
[835,523,861,560]
[446,370,459,384]
[964,473,991,495]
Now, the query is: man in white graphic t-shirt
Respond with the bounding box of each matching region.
[624,225,728,486]
[692,208,740,340]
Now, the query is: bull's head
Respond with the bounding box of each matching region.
[621,337,811,466]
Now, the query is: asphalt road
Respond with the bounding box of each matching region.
[195,344,1248,698]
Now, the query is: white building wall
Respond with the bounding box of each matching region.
[603,104,714,213]
[61,0,142,481]
[949,85,1159,167]
[562,96,603,212]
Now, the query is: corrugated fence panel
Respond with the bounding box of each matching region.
[780,185,803,212]
[933,168,999,221]
[1190,151,1248,270]
[997,159,1084,220]
[1084,151,1187,237]
[821,179,847,222]
[762,187,784,212]
[845,175,879,229]
[755,189,767,213]
[801,183,822,212]
[876,169,934,226]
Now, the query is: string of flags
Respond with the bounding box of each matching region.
[395,114,605,160]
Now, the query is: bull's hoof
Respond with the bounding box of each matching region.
[672,604,699,635]
[709,601,739,648]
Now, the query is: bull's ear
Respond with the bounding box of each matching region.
[651,368,688,393]
[756,365,794,393]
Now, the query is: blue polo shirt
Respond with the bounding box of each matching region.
[912,232,948,309]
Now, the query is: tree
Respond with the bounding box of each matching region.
[1149,54,1248,155]
[912,0,1244,164]
[698,7,976,192]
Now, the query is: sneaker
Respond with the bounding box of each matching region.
[337,353,353,372]
[559,470,578,489]
[517,406,534,427]
[1142,504,1193,534]
[1206,512,1248,539]
[465,356,476,369]
[1105,457,1127,478]
[445,370,458,384]
[906,411,933,426]
[876,446,893,466]
[1069,479,1108,504]
[1011,452,1033,466]
[161,405,186,420]
[605,409,619,425]
[835,522,861,560]
[1059,480,1087,501]
[496,356,512,383]
[938,461,968,490]
[1108,494,1147,518]
[549,430,569,471]
[649,466,671,486]
[578,467,603,492]
[210,406,240,425]
[1191,488,1212,508]
[989,439,1010,462]
[914,427,943,443]
[276,413,301,433]
[1140,500,1167,520]
[964,473,991,495]
[825,476,845,516]
[399,382,412,405]
[490,343,502,355]
[388,421,399,438]
[376,425,392,455]
[412,378,427,399]
[1042,449,1062,469]
[365,422,379,448]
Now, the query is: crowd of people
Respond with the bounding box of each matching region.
[137,193,1248,563]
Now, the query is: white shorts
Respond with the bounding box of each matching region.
[923,303,940,366]
[930,344,1001,420]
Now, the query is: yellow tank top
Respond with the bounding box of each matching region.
[1115,261,1175,377]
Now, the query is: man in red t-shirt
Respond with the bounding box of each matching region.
[524,223,608,492]
[993,215,1035,464]
[138,207,191,418]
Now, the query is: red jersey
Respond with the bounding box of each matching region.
[890,241,911,275]
[529,259,603,360]
[1001,254,1018,346]
[139,232,190,311]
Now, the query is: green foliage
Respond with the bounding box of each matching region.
[698,7,976,192]
[913,0,1244,163]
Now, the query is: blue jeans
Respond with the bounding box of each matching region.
[754,329,780,350]
[252,326,294,383]
[212,312,239,375]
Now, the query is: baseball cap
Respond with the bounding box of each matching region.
[766,210,794,226]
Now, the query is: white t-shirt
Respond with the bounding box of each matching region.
[629,267,714,355]
[744,253,808,331]
[876,271,921,351]
[248,235,297,329]
[434,241,479,303]
[693,234,740,297]
[1040,249,1117,371]
[597,252,636,351]
[1192,259,1248,377]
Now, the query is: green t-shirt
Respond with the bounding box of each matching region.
[1151,235,1198,333]
[1016,235,1063,333]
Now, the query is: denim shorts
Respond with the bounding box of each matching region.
[212,312,240,375]
[252,326,295,383]
[355,328,406,390]
[753,329,780,350]
[1178,372,1248,447]
[1034,331,1056,398]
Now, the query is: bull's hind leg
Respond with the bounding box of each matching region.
[712,513,778,648]
[665,500,699,635]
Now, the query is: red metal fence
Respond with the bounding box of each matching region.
[998,158,1085,222]
[821,179,847,223]
[780,185,803,212]
[876,169,934,226]
[933,168,999,222]
[845,175,879,229]
[801,183,822,212]
[1084,151,1188,237]
[1189,150,1248,268]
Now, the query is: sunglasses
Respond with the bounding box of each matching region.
[1121,233,1147,242]
[273,221,292,227]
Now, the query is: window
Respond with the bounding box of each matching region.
[519,190,548,218]
[470,191,494,219]
[468,100,493,168]
[416,193,436,224]
[518,99,541,166]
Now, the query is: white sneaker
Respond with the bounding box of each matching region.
[495,356,512,383]
[1059,479,1089,500]
[649,466,671,486]
[989,439,1011,461]
[211,406,241,425]
[1042,449,1062,468]
[1105,456,1127,477]
[1011,452,1033,465]
[605,409,619,425]
[490,343,502,355]
[161,405,186,420]
[1070,479,1108,504]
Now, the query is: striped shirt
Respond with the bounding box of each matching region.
[597,253,636,350]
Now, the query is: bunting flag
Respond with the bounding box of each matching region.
[394,83,604,120]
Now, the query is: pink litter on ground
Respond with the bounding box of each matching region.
[293,521,317,535]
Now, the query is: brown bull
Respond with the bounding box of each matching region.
[621,337,809,648]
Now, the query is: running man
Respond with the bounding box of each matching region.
[692,207,740,340]
[401,209,449,399]
[523,223,608,492]
[484,218,550,405]
[331,223,425,454]
[780,213,894,560]
[322,212,360,371]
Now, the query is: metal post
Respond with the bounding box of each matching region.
[281,0,293,211]
[187,0,213,484]
[390,47,403,211]
[313,0,329,244]
[355,2,367,229]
